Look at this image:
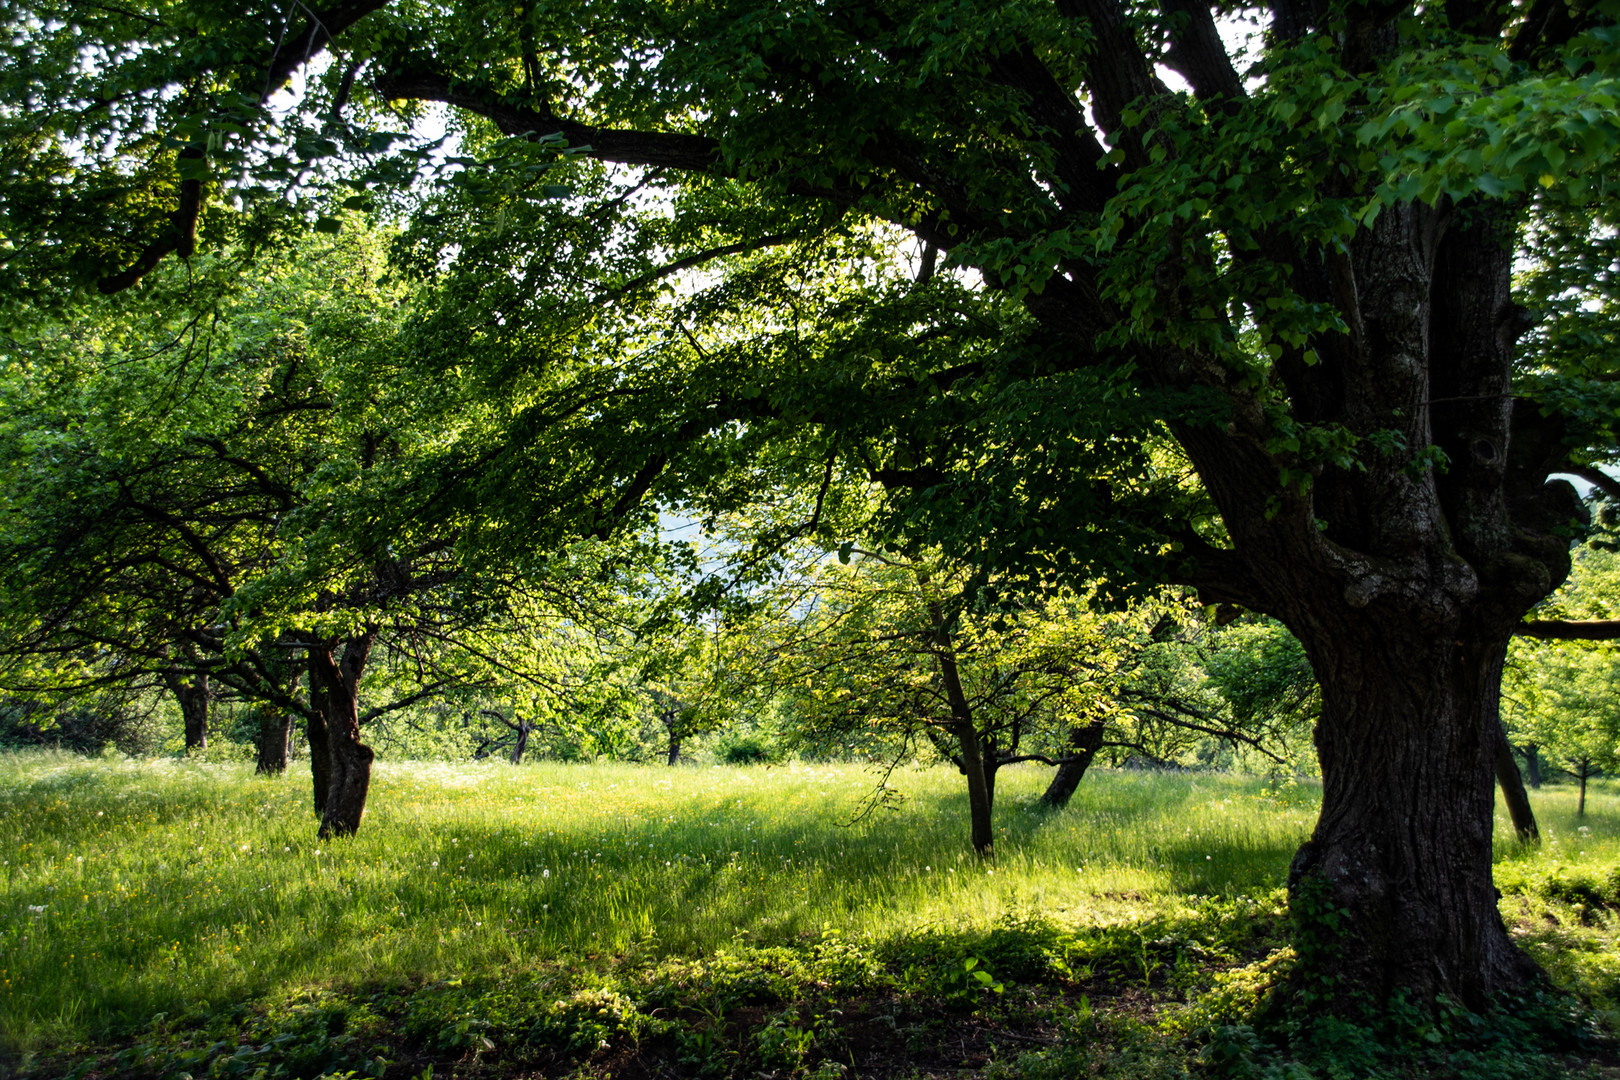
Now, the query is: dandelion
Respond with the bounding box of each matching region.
[27,905,45,913]
[542,868,551,879]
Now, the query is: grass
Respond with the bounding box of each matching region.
[1,751,1617,1077]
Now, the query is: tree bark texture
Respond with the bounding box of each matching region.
[309,632,376,839]
[1493,722,1539,843]
[1040,721,1108,808]
[162,668,210,750]
[1281,609,1543,1007]
[307,655,331,816]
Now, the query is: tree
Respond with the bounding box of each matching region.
[725,546,1294,852]
[0,225,644,836]
[6,0,1620,1009]
[1505,531,1620,816]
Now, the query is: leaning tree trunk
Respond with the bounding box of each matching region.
[1285,615,1542,1007]
[1493,721,1539,843]
[1040,721,1108,809]
[510,719,531,764]
[309,632,376,839]
[162,669,210,750]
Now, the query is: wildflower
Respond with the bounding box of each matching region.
[542,868,551,879]
[27,905,45,913]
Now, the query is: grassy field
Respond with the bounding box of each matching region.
[2,752,1617,1077]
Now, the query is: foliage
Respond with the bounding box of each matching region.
[1505,542,1620,786]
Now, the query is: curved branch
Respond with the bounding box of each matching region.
[370,64,721,171]
[1567,465,1620,504]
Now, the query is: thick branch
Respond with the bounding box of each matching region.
[371,65,721,171]
[1515,619,1620,641]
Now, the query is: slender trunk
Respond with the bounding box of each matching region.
[1578,760,1589,817]
[982,738,998,814]
[1522,744,1541,788]
[162,669,210,750]
[510,720,530,764]
[1493,721,1539,843]
[1040,721,1108,808]
[1286,621,1539,1006]
[935,645,993,856]
[310,633,376,839]
[919,584,994,856]
[307,655,331,816]
[667,734,681,766]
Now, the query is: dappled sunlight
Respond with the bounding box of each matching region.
[2,753,1616,1050]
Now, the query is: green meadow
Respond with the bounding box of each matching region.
[2,753,1618,1077]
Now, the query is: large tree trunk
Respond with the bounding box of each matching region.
[1162,196,1580,1009]
[1285,620,1541,1007]
[309,632,376,839]
[162,669,210,750]
[1493,721,1539,843]
[1040,721,1107,808]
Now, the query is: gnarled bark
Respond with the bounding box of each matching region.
[1284,616,1541,1005]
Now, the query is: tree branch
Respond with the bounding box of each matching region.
[1515,619,1620,641]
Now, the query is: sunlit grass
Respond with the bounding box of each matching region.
[0,751,1614,1051]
